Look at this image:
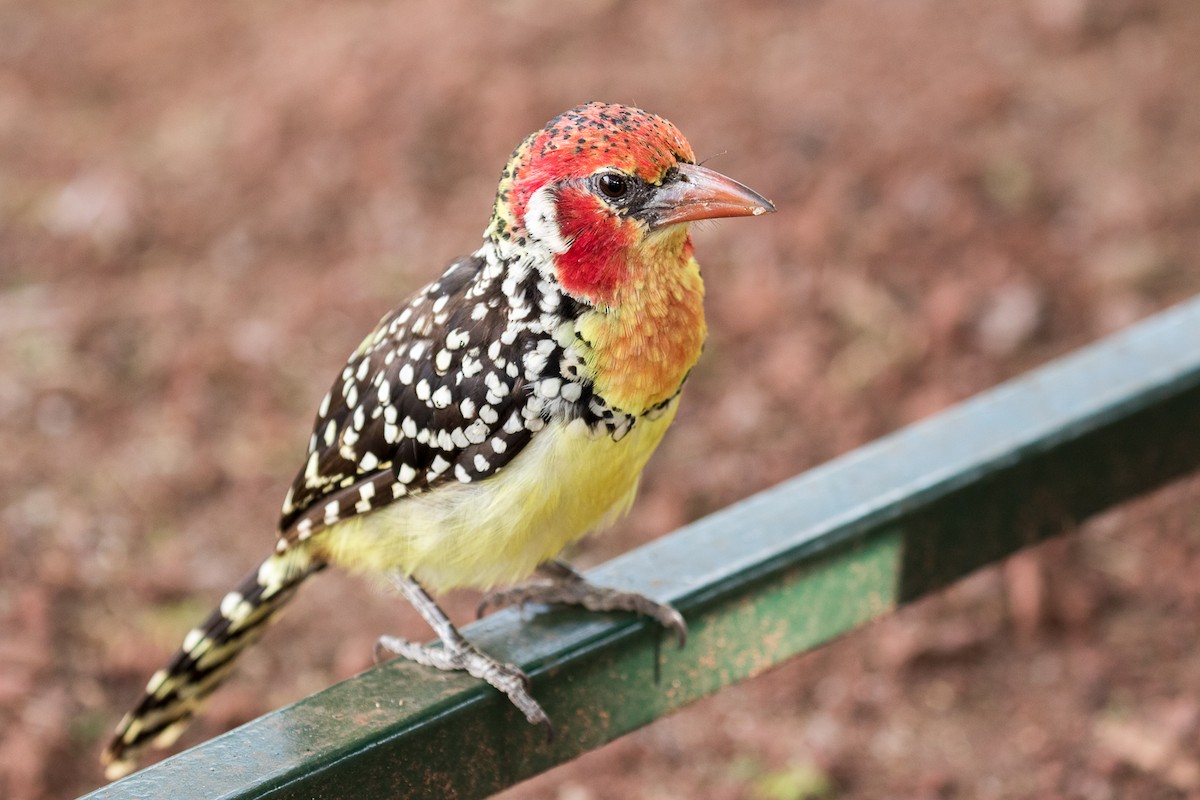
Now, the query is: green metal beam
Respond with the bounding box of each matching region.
[84,296,1200,799]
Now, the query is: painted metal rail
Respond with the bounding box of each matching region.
[84,295,1200,799]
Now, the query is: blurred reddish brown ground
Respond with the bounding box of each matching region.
[3,1,1200,798]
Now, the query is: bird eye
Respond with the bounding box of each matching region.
[597,172,630,200]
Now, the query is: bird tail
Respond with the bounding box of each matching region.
[101,546,323,780]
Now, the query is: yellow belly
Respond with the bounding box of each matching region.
[316,401,679,591]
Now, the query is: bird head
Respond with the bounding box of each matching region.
[487,102,774,307]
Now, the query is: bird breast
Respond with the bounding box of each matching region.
[318,406,680,591]
[574,247,707,415]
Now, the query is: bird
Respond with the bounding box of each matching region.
[101,101,775,780]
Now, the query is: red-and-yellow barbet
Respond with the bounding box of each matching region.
[102,102,775,779]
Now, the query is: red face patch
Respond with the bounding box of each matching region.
[489,103,698,304]
[493,104,695,231]
[549,187,635,301]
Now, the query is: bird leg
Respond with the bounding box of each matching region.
[375,572,551,732]
[477,560,688,647]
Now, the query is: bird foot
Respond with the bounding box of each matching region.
[375,634,552,734]
[477,562,688,648]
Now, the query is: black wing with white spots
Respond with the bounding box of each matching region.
[277,253,548,543]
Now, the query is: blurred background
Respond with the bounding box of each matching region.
[3,1,1200,798]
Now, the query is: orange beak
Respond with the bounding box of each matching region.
[643,163,775,231]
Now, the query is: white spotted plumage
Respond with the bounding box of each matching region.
[281,244,576,534]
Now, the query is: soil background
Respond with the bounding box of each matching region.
[4,1,1200,798]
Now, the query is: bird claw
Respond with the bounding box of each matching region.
[374,634,550,728]
[477,571,688,648]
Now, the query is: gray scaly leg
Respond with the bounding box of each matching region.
[375,572,551,732]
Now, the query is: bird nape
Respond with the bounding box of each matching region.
[102,101,775,780]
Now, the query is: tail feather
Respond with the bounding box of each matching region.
[102,548,323,780]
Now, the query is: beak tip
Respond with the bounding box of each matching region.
[750,195,777,216]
